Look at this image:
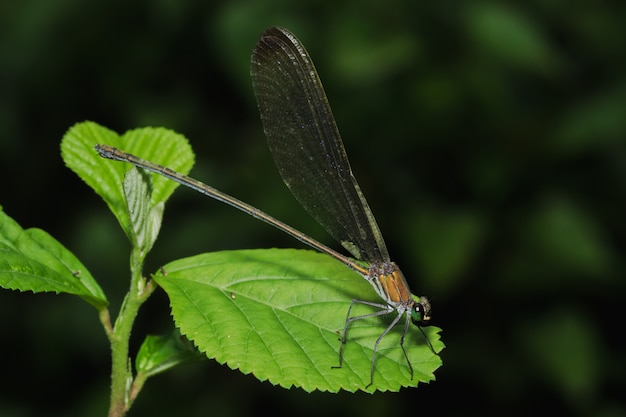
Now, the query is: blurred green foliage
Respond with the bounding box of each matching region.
[1,1,624,416]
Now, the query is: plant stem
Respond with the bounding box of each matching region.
[107,248,154,417]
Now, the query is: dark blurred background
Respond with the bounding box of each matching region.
[1,1,625,416]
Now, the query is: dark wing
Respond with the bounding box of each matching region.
[250,26,390,262]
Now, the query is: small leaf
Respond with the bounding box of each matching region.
[518,308,602,404]
[413,206,486,294]
[60,121,194,242]
[123,167,162,257]
[0,207,107,308]
[466,4,562,75]
[136,330,203,379]
[154,248,443,393]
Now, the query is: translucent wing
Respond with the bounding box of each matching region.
[250,27,389,262]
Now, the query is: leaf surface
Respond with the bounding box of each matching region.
[155,248,443,392]
[0,207,107,308]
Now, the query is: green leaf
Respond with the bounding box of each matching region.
[123,167,163,258]
[154,248,443,393]
[0,207,107,308]
[518,308,601,404]
[413,206,486,294]
[60,121,194,243]
[466,4,562,75]
[135,330,203,379]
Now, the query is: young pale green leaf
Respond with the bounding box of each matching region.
[135,330,203,379]
[60,121,194,242]
[154,248,443,393]
[0,207,107,308]
[123,167,163,257]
